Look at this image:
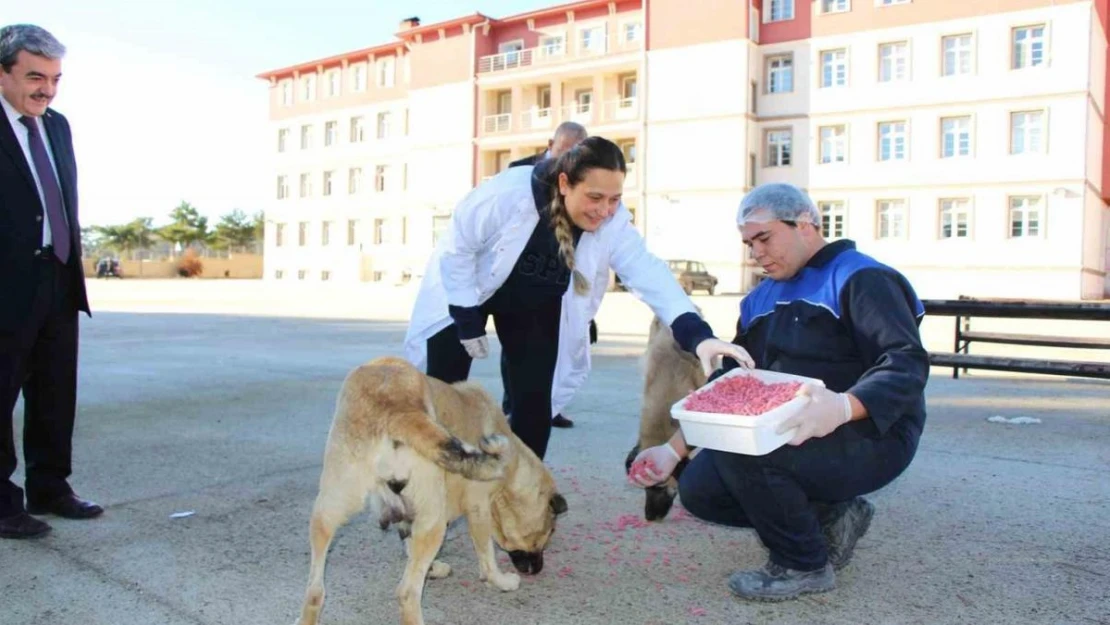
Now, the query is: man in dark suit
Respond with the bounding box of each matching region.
[501,121,592,429]
[0,24,101,540]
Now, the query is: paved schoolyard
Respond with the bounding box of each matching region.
[1,280,1107,625]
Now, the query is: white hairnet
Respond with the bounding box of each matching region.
[736,183,820,227]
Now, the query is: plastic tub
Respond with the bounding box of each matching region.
[670,368,826,456]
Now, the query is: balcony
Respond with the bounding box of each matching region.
[478,34,642,75]
[483,113,512,134]
[480,98,640,137]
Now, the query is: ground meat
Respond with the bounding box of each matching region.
[683,375,802,416]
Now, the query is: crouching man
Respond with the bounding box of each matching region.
[629,182,929,601]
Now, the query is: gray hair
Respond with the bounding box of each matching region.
[552,121,587,143]
[0,24,66,72]
[736,182,820,227]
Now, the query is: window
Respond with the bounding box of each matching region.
[321,270,331,281]
[349,167,362,194]
[281,81,293,106]
[623,22,642,42]
[821,49,848,88]
[765,129,792,167]
[324,121,337,147]
[274,270,284,279]
[942,34,972,76]
[351,64,366,92]
[350,116,365,143]
[299,173,312,198]
[939,198,970,239]
[819,125,847,164]
[300,125,312,150]
[539,35,565,57]
[876,200,906,239]
[401,217,408,245]
[375,165,389,192]
[768,0,794,21]
[619,139,637,164]
[321,221,331,246]
[748,153,757,188]
[1011,111,1044,154]
[275,223,285,247]
[822,0,849,13]
[326,70,340,97]
[621,75,638,103]
[1012,25,1045,70]
[819,201,846,238]
[298,270,307,280]
[298,222,308,246]
[580,26,605,53]
[878,42,909,82]
[1009,196,1042,237]
[276,175,289,200]
[766,55,793,93]
[277,128,289,152]
[940,116,971,158]
[879,0,910,4]
[377,112,392,139]
[373,218,386,245]
[878,121,907,161]
[301,75,316,101]
[322,171,334,197]
[377,56,395,87]
[432,215,451,247]
[347,219,358,246]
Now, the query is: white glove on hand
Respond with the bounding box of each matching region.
[695,338,756,377]
[775,383,852,446]
[461,336,489,359]
[627,443,682,488]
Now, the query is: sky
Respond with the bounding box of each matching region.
[6,0,548,227]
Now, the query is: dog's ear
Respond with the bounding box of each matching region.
[550,493,568,516]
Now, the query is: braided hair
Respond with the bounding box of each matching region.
[544,136,626,296]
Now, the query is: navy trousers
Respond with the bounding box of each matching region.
[677,421,919,571]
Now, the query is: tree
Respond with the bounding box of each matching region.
[158,201,209,257]
[94,218,155,261]
[213,209,258,254]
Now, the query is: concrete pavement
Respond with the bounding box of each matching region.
[1,280,1108,625]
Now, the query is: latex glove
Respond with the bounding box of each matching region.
[461,336,489,359]
[695,338,755,377]
[627,443,682,488]
[775,383,852,446]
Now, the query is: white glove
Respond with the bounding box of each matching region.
[627,443,682,488]
[695,338,755,377]
[775,383,852,446]
[461,336,489,359]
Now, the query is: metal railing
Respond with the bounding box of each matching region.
[482,113,512,134]
[520,107,555,131]
[481,98,639,136]
[478,33,643,74]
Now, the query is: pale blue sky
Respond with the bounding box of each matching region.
[7,0,547,226]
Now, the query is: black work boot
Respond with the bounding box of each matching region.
[820,496,875,570]
[728,560,835,601]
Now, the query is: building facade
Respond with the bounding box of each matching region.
[258,0,1110,299]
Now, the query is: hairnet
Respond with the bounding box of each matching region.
[736,183,820,227]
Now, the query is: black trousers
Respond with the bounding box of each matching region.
[427,298,561,460]
[501,318,594,416]
[677,422,918,571]
[1,256,80,517]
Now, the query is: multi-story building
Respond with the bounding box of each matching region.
[258,0,1110,299]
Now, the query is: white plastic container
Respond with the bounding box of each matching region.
[670,368,826,456]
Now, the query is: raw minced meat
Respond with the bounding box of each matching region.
[683,375,802,415]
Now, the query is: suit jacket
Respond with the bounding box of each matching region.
[0,107,90,331]
[508,153,543,168]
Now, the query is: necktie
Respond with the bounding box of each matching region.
[19,115,70,263]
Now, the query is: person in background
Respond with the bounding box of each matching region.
[630,182,929,601]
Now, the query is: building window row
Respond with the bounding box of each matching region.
[277,111,405,153]
[273,217,412,249]
[763,109,1046,167]
[276,164,407,200]
[764,24,1045,91]
[278,56,406,106]
[815,195,1044,242]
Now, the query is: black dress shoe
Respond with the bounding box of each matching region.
[0,512,52,539]
[552,414,574,428]
[28,494,104,519]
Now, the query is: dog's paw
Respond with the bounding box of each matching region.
[478,434,509,457]
[487,571,520,592]
[428,560,452,579]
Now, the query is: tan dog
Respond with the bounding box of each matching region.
[624,315,707,520]
[294,356,567,625]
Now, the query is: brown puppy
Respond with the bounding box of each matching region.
[625,315,707,521]
[294,357,567,625]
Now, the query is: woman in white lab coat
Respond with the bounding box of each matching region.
[403,137,752,460]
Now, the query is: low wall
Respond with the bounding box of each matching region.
[84,254,264,279]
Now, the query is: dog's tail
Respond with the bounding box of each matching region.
[387,413,508,482]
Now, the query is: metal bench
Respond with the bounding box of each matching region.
[922,297,1110,380]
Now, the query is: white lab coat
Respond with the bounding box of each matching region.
[403,165,696,416]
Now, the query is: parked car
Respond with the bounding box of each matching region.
[96,257,123,279]
[612,259,718,295]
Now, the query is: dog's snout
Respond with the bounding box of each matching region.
[508,550,544,575]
